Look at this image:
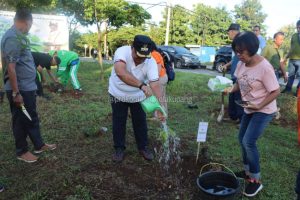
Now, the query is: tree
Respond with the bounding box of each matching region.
[56,0,92,35]
[279,24,296,55]
[190,4,232,46]
[69,30,82,53]
[75,32,98,56]
[233,0,267,32]
[147,25,165,46]
[108,26,147,56]
[0,0,57,12]
[160,5,194,46]
[83,0,151,80]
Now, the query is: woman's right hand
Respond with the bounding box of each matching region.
[223,86,233,95]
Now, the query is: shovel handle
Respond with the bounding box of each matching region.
[222,68,226,77]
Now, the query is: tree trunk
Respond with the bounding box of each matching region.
[89,46,92,57]
[97,25,104,81]
[104,20,109,60]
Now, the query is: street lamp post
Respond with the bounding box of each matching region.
[84,44,88,57]
[144,1,171,45]
[165,0,171,45]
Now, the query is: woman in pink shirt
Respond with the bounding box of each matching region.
[226,31,280,197]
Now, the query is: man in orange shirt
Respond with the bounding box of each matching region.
[151,41,168,115]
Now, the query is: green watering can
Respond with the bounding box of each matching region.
[141,95,167,117]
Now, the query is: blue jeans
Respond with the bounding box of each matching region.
[238,112,274,180]
[285,59,300,91]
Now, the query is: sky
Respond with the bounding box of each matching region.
[127,0,300,38]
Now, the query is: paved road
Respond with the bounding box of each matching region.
[175,67,299,86]
[79,58,299,87]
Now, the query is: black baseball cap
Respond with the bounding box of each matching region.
[133,35,152,58]
[227,23,240,31]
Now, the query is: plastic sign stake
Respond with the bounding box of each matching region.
[196,122,208,163]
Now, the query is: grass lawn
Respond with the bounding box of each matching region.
[0,61,299,200]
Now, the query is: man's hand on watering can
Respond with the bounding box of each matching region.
[155,110,166,122]
[141,85,152,97]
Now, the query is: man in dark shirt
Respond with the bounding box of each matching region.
[1,8,56,163]
[32,52,61,96]
[222,23,244,122]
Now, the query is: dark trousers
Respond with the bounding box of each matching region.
[285,60,300,91]
[6,90,44,156]
[228,90,244,121]
[35,76,44,96]
[110,95,148,151]
[296,171,300,199]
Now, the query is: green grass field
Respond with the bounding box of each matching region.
[0,62,299,200]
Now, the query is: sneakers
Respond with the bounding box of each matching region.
[0,185,4,192]
[235,170,250,180]
[34,144,57,154]
[17,151,38,163]
[112,148,125,163]
[139,148,154,161]
[244,179,263,197]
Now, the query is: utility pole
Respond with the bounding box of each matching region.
[165,0,171,45]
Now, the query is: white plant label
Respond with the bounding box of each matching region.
[197,122,208,142]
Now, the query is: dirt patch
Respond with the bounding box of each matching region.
[68,146,212,200]
[44,84,83,99]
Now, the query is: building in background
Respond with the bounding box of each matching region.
[0,10,69,52]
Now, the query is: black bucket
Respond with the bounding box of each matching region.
[196,171,241,200]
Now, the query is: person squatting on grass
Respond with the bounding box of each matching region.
[108,35,166,163]
[224,31,280,197]
[1,8,56,163]
[150,41,168,115]
[32,51,61,98]
[49,50,82,94]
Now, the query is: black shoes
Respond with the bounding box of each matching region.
[112,148,125,163]
[139,148,154,161]
[112,147,154,162]
[244,179,263,197]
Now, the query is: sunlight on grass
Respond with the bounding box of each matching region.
[0,62,299,199]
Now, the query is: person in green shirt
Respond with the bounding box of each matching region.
[282,20,300,95]
[261,31,287,82]
[49,50,81,93]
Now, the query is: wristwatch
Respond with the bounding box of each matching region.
[139,82,147,90]
[12,91,20,98]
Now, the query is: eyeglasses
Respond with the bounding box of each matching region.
[253,29,260,32]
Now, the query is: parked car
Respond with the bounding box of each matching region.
[158,45,201,69]
[213,45,232,73]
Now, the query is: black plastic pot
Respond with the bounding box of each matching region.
[196,171,241,200]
